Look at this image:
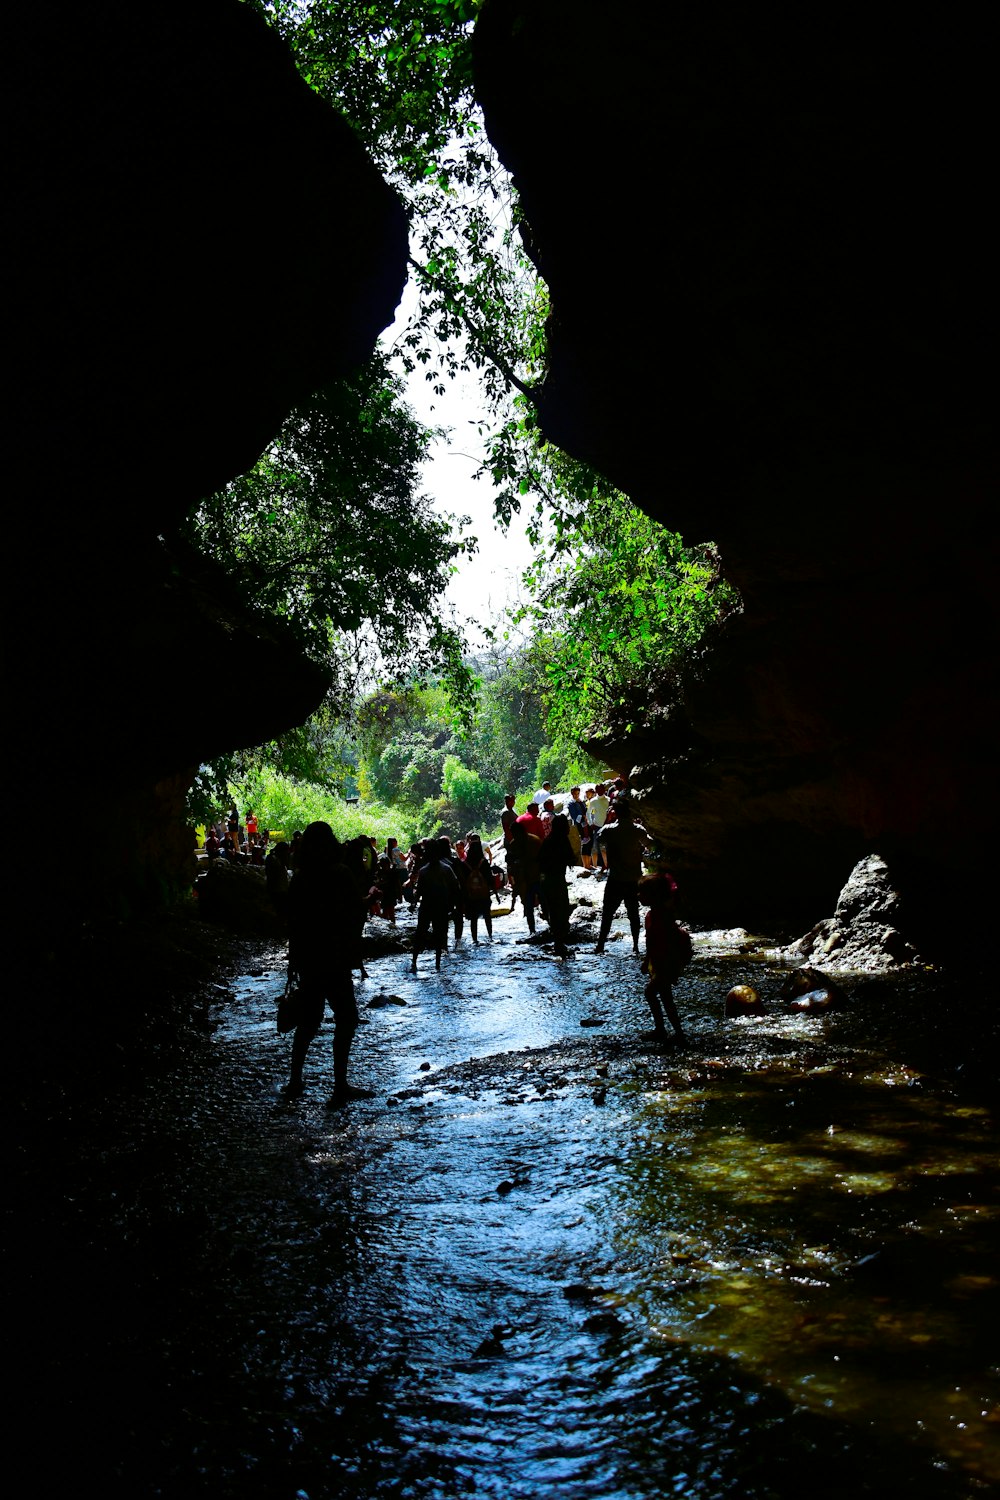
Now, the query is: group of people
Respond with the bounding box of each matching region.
[203,806,268,864]
[213,780,691,1107]
[276,823,516,1103]
[502,779,633,873]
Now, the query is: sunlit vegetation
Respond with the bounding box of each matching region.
[187,4,738,833]
[184,355,473,705]
[220,763,423,849]
[517,485,741,744]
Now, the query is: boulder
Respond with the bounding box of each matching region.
[783,856,921,971]
[724,984,764,1018]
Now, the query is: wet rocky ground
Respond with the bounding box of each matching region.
[8,877,999,1498]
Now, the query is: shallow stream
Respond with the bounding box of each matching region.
[36,876,999,1498]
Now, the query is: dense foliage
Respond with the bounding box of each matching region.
[518,488,740,743]
[188,4,740,840]
[220,763,422,849]
[188,355,471,691]
[183,357,475,826]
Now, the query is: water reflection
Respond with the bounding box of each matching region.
[66,893,998,1497]
[608,1053,999,1483]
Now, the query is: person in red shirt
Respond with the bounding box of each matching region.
[511,803,544,933]
[639,873,692,1044]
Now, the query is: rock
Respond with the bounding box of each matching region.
[562,1283,605,1303]
[724,984,764,1017]
[196,863,285,938]
[783,856,921,970]
[788,988,839,1014]
[592,1086,607,1105]
[583,1311,622,1335]
[419,1062,432,1072]
[580,1017,606,1028]
[780,968,844,1012]
[363,932,411,958]
[9,0,408,933]
[473,1329,507,1359]
[781,967,832,998]
[473,3,995,952]
[496,1180,514,1196]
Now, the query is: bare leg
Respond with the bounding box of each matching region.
[331,1022,355,1094]
[646,978,682,1038]
[328,986,368,1108]
[289,1029,309,1095]
[288,992,323,1096]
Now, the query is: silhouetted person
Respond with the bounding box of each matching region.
[512,804,544,934]
[464,834,494,943]
[411,837,460,973]
[594,805,647,955]
[286,821,368,1107]
[440,837,467,945]
[264,840,291,920]
[639,873,692,1043]
[539,813,577,959]
[587,785,610,871]
[500,794,517,849]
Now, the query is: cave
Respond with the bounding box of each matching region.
[8,0,407,931]
[9,2,994,956]
[7,5,997,1494]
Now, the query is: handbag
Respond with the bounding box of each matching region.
[276,970,303,1034]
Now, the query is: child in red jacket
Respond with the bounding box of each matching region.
[640,873,692,1042]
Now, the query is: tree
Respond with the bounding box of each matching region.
[185,353,474,706]
[242,4,738,774]
[430,753,504,837]
[453,641,547,792]
[518,485,741,745]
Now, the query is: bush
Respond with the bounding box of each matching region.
[436,755,505,839]
[227,766,421,848]
[534,743,605,795]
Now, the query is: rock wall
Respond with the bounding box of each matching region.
[7,2,408,918]
[474,2,996,941]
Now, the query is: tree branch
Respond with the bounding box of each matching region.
[408,255,539,405]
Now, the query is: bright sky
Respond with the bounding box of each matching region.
[382,279,534,652]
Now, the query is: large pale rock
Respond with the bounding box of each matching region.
[783,855,921,971]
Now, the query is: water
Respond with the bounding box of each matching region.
[33,878,1000,1498]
